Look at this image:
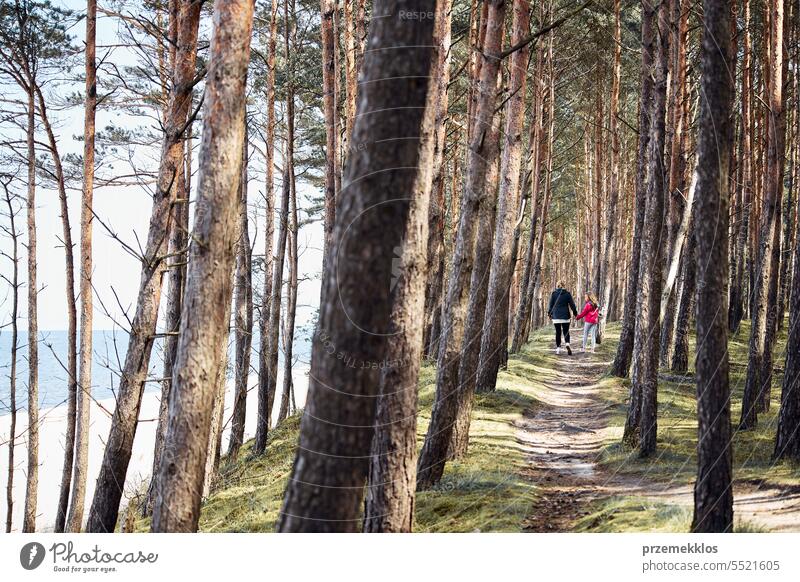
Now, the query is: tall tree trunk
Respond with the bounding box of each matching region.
[599,0,622,338]
[255,0,279,453]
[450,120,500,457]
[150,0,255,532]
[527,49,555,338]
[422,0,454,360]
[87,0,202,532]
[741,0,785,429]
[254,149,290,452]
[278,0,298,425]
[774,160,800,460]
[277,0,437,531]
[34,87,77,534]
[671,211,696,373]
[416,0,507,489]
[758,2,789,413]
[730,0,752,332]
[625,0,669,458]
[146,128,192,516]
[363,0,449,532]
[319,0,338,287]
[691,0,734,532]
[3,181,19,533]
[611,2,654,378]
[510,45,545,353]
[475,0,531,395]
[67,0,97,532]
[23,83,39,534]
[228,120,252,460]
[277,178,298,424]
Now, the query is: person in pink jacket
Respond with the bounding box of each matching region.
[576,292,600,353]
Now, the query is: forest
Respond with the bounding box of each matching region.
[0,0,798,535]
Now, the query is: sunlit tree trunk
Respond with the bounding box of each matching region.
[612,1,654,378]
[67,0,97,532]
[319,0,337,286]
[278,0,298,425]
[599,0,622,339]
[625,0,669,457]
[228,120,252,460]
[417,0,507,488]
[476,0,531,395]
[87,0,202,532]
[255,0,279,452]
[22,80,39,534]
[741,0,785,429]
[729,0,752,332]
[150,0,255,532]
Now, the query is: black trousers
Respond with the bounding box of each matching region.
[554,322,570,347]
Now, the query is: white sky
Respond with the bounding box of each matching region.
[0,0,323,333]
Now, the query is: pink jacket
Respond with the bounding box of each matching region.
[576,301,600,325]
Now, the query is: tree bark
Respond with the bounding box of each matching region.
[363,0,449,533]
[319,0,338,287]
[87,0,202,532]
[34,85,77,534]
[475,0,531,395]
[510,45,545,353]
[278,0,298,425]
[417,0,507,489]
[729,0,752,332]
[277,0,437,531]
[625,0,669,458]
[671,213,696,373]
[3,180,19,533]
[691,0,734,532]
[66,0,97,533]
[254,148,290,452]
[255,0,279,452]
[23,82,39,534]
[228,119,252,460]
[741,0,785,429]
[599,0,622,339]
[774,162,800,460]
[150,0,255,532]
[611,1,654,378]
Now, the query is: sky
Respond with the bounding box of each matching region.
[0,0,323,334]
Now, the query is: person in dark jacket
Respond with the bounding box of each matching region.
[547,282,578,355]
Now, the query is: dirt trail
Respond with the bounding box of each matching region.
[517,346,800,532]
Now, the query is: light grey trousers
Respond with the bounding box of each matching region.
[582,323,598,350]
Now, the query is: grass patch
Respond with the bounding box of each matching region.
[134,347,550,532]
[583,320,800,532]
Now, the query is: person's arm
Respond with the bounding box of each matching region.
[576,303,588,320]
[569,294,578,317]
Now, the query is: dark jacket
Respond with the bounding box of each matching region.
[548,288,578,320]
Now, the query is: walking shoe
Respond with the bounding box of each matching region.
[555,347,562,354]
[565,343,572,356]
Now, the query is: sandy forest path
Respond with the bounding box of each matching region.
[516,342,800,533]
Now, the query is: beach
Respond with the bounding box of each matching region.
[0,365,309,532]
